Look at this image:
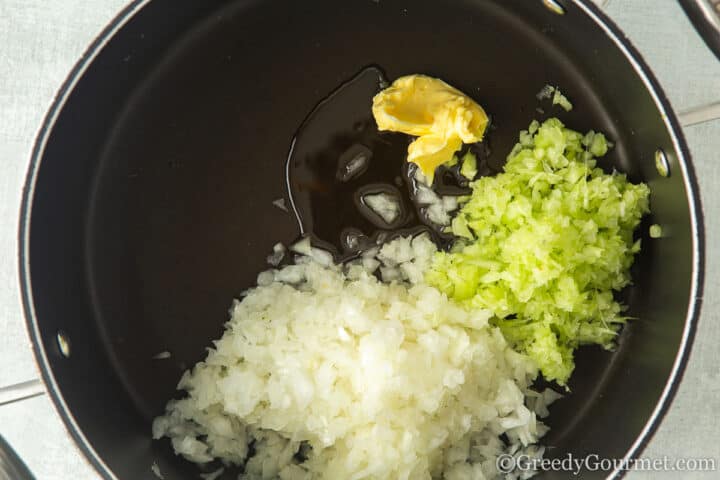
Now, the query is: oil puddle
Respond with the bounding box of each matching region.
[285,65,493,257]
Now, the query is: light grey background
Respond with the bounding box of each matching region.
[1,0,719,479]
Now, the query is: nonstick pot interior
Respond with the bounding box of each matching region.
[21,0,701,478]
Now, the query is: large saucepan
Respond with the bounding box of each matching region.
[3,0,718,478]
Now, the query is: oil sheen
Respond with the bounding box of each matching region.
[285,66,493,256]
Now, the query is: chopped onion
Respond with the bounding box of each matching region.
[199,468,224,480]
[363,192,401,225]
[442,196,459,212]
[272,198,289,212]
[266,242,286,266]
[414,184,439,206]
[536,84,555,101]
[150,462,164,479]
[290,237,312,256]
[290,237,333,267]
[153,243,547,478]
[425,203,451,226]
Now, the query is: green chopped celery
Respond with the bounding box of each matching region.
[589,132,608,157]
[528,120,540,134]
[519,130,534,147]
[426,118,650,385]
[552,88,573,112]
[649,224,663,238]
[655,151,669,177]
[447,154,459,167]
[460,151,478,180]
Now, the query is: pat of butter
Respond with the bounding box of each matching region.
[372,75,488,179]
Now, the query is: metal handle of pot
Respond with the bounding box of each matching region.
[679,0,720,60]
[0,380,45,407]
[0,383,43,480]
[672,1,720,125]
[0,436,35,480]
[678,101,720,126]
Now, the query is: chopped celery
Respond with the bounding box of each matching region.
[426,118,650,385]
[460,151,478,180]
[552,89,573,112]
[649,224,663,238]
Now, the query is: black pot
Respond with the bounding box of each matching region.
[11,0,712,479]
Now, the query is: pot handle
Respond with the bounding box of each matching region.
[0,381,44,480]
[678,101,720,126]
[679,0,720,60]
[0,380,45,406]
[0,436,34,480]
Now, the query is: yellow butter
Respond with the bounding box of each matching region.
[372,75,488,179]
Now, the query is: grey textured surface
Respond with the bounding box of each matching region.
[0,1,718,479]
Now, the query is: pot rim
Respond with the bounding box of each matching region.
[17,1,705,479]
